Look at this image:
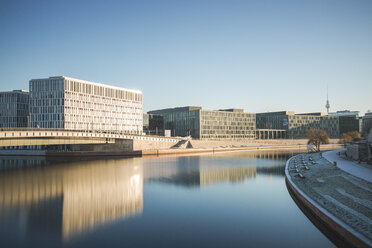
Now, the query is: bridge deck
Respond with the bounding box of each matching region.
[0,129,180,147]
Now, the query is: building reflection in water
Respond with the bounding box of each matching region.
[0,150,298,245]
[143,150,298,187]
[0,157,143,242]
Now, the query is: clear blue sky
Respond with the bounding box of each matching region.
[0,0,371,115]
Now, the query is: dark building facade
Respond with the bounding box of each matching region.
[329,110,360,134]
[362,112,372,137]
[257,111,339,139]
[0,90,29,128]
[338,116,360,134]
[148,107,256,140]
[143,114,164,135]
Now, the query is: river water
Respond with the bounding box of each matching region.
[0,150,335,248]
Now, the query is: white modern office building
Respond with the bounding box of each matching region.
[29,76,143,134]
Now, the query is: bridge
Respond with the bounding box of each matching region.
[0,128,180,148]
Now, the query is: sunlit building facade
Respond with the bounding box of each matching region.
[0,90,29,128]
[148,107,256,140]
[29,76,143,134]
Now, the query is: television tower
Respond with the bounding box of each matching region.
[325,86,330,114]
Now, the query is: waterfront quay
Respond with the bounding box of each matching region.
[0,127,342,158]
[285,150,372,247]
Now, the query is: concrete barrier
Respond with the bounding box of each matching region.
[142,144,343,157]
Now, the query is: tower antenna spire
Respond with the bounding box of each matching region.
[325,85,330,114]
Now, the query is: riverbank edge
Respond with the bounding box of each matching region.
[285,154,372,248]
[0,144,343,157]
[141,144,343,156]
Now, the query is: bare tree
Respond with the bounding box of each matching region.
[306,128,330,151]
[339,131,361,143]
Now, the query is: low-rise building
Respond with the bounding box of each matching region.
[148,106,256,140]
[329,110,361,134]
[0,90,29,128]
[256,111,339,139]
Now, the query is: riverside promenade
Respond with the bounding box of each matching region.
[285,149,372,247]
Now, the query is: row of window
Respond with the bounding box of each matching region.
[64,79,142,102]
[201,111,255,118]
[201,130,255,135]
[64,122,142,132]
[30,99,64,106]
[31,106,64,114]
[30,79,63,92]
[0,117,28,127]
[0,93,29,103]
[200,134,255,139]
[201,126,255,131]
[65,92,142,104]
[64,101,141,111]
[65,116,141,123]
[64,108,142,116]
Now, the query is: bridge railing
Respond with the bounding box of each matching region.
[0,128,140,136]
[0,128,183,141]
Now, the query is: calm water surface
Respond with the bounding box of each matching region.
[0,151,335,248]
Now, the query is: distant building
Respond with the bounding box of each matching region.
[148,106,256,140]
[29,76,143,134]
[256,111,339,139]
[0,90,29,128]
[362,112,372,137]
[329,110,361,134]
[143,113,164,135]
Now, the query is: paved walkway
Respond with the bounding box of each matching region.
[286,152,372,247]
[323,149,372,183]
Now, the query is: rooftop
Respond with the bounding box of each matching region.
[0,89,29,94]
[329,110,360,117]
[296,112,327,116]
[148,106,202,114]
[30,76,142,94]
[218,108,244,113]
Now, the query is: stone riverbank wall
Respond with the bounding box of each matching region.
[285,152,372,248]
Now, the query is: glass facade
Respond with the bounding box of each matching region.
[200,110,255,139]
[287,115,339,138]
[148,107,256,140]
[149,107,201,138]
[0,90,29,128]
[256,111,291,130]
[362,113,372,137]
[257,111,340,139]
[143,114,164,135]
[329,110,360,134]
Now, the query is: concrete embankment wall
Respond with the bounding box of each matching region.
[0,139,342,157]
[0,138,181,157]
[285,177,369,248]
[132,139,179,150]
[142,144,343,156]
[64,139,180,152]
[190,139,340,149]
[285,155,371,248]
